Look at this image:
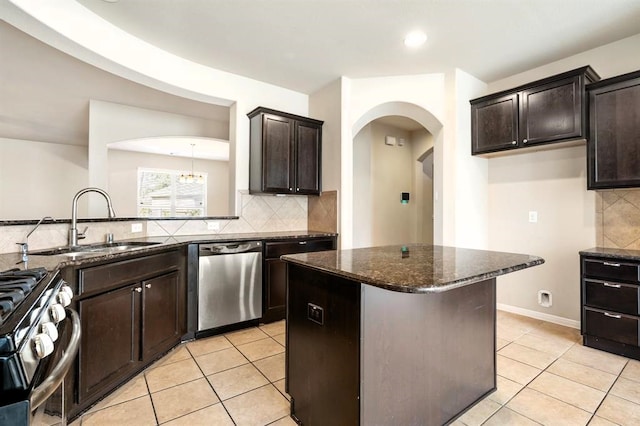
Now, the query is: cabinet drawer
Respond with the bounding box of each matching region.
[265,238,335,259]
[584,279,639,315]
[584,308,639,346]
[79,250,181,296]
[583,258,639,282]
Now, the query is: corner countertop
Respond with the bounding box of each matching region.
[0,231,337,273]
[281,244,544,293]
[579,247,640,262]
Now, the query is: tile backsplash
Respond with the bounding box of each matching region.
[0,192,309,254]
[596,189,640,249]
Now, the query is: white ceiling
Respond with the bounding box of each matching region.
[75,0,640,94]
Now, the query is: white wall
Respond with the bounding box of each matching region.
[451,69,489,249]
[411,129,434,244]
[485,33,640,324]
[107,150,229,217]
[352,124,373,248]
[0,138,88,220]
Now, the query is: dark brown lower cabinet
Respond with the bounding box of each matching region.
[78,284,140,405]
[67,249,187,419]
[262,236,336,323]
[581,253,640,359]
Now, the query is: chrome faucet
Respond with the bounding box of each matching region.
[17,216,55,261]
[69,188,116,247]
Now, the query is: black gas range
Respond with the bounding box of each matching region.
[0,266,79,425]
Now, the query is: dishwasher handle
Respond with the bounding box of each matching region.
[199,241,262,255]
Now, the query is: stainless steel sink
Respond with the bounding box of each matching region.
[29,241,162,257]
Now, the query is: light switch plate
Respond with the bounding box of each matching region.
[131,223,143,233]
[528,211,538,223]
[207,222,219,231]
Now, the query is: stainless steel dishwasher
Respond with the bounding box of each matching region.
[198,241,262,332]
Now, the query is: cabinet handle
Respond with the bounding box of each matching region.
[511,141,517,145]
[298,241,307,245]
[603,282,622,288]
[134,287,142,293]
[604,312,622,319]
[145,284,152,289]
[603,262,621,267]
[296,187,300,192]
[523,139,528,144]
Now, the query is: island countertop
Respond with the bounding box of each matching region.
[281,244,544,293]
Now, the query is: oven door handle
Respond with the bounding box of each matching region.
[30,308,81,411]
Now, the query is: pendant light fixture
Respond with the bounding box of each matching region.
[179,144,204,184]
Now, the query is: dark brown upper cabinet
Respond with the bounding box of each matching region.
[248,107,323,195]
[587,70,640,189]
[471,66,600,155]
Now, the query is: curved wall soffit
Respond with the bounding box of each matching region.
[5,0,234,107]
[351,101,443,137]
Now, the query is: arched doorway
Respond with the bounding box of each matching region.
[343,102,443,249]
[352,116,434,247]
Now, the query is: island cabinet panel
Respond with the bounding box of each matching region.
[262,237,336,324]
[471,66,599,155]
[286,264,361,426]
[286,264,497,426]
[360,280,496,425]
[581,254,640,360]
[248,106,323,195]
[587,70,640,189]
[68,248,187,419]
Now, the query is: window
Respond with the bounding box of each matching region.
[138,168,207,217]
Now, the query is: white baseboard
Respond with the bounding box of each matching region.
[497,303,580,330]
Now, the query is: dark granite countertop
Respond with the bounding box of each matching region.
[579,247,640,261]
[0,231,337,273]
[281,244,544,293]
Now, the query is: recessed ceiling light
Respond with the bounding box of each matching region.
[404,31,427,48]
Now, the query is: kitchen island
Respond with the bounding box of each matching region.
[281,244,544,425]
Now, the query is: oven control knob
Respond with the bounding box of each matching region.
[57,291,71,307]
[33,333,54,359]
[41,321,59,342]
[50,304,66,323]
[61,284,73,299]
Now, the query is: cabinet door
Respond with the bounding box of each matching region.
[77,284,140,404]
[263,259,287,323]
[262,114,294,193]
[142,271,185,362]
[588,77,640,189]
[295,120,322,195]
[520,76,583,146]
[471,93,519,154]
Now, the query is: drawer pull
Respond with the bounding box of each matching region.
[603,283,622,288]
[298,241,307,245]
[604,312,622,319]
[603,262,621,267]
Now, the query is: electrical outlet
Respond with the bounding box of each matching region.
[528,211,538,223]
[207,222,219,231]
[131,223,143,233]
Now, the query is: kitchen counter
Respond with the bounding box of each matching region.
[282,244,544,293]
[282,244,544,425]
[0,230,337,273]
[579,246,640,261]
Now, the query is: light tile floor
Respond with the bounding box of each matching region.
[70,312,640,425]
